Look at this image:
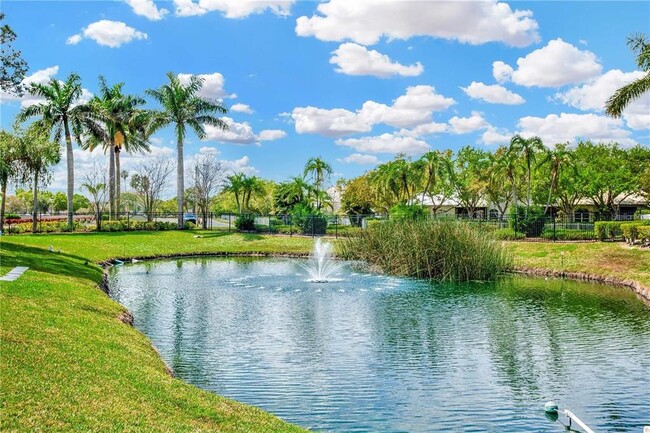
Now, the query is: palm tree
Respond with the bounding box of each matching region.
[83,77,150,218]
[511,134,544,211]
[224,173,245,214]
[606,33,650,117]
[16,125,61,232]
[241,175,265,211]
[538,143,574,213]
[505,137,523,211]
[275,176,310,214]
[17,73,90,229]
[416,150,452,206]
[303,157,333,211]
[146,72,228,227]
[0,130,20,229]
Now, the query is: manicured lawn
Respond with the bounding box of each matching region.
[507,241,650,288]
[1,231,311,433]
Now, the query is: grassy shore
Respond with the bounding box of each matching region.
[1,231,649,432]
[1,231,312,433]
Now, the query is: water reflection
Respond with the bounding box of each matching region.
[109,258,650,433]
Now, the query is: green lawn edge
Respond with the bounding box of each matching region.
[1,231,313,433]
[2,231,649,432]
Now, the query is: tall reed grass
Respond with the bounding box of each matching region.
[339,219,512,281]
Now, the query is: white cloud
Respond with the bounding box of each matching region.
[337,153,380,165]
[448,112,489,134]
[292,85,454,136]
[258,129,286,141]
[330,42,423,78]
[481,126,512,145]
[518,112,634,146]
[203,117,285,144]
[66,34,82,45]
[296,0,539,47]
[555,69,650,130]
[336,133,430,155]
[231,103,253,113]
[68,20,148,48]
[461,81,525,105]
[497,38,601,87]
[125,0,169,20]
[492,60,513,84]
[195,146,258,175]
[174,0,294,18]
[398,121,448,138]
[1,66,92,108]
[177,72,234,100]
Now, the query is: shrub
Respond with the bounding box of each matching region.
[621,221,650,244]
[365,219,383,229]
[325,226,362,237]
[541,228,595,241]
[493,228,525,240]
[509,205,546,237]
[5,213,20,220]
[235,215,256,231]
[339,219,512,282]
[638,226,650,244]
[594,221,622,241]
[389,204,427,222]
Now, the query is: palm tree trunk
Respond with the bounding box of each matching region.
[63,120,74,230]
[115,147,121,217]
[108,142,116,220]
[177,137,184,228]
[1,174,7,231]
[545,169,557,214]
[32,171,39,233]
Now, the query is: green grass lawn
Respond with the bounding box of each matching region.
[1,231,311,433]
[506,241,650,288]
[1,231,648,432]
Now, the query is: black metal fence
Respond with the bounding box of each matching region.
[3,211,647,242]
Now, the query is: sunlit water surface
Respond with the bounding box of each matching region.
[109,257,650,432]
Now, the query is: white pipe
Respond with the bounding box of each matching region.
[564,410,595,433]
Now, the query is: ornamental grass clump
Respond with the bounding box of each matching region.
[339,219,512,282]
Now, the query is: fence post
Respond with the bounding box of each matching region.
[335,215,338,239]
[228,214,231,232]
[553,216,556,242]
[311,215,315,238]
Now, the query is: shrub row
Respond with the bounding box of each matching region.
[493,228,525,240]
[4,221,86,234]
[620,221,650,244]
[594,221,623,241]
[541,228,595,241]
[98,221,192,232]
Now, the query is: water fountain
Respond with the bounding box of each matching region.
[302,238,342,282]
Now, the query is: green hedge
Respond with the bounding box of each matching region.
[594,221,622,241]
[541,228,595,241]
[493,228,525,240]
[5,221,85,234]
[638,226,650,242]
[98,221,190,232]
[620,221,650,243]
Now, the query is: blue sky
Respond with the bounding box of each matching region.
[1,0,649,191]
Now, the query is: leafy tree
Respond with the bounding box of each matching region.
[191,154,223,229]
[146,72,227,227]
[130,158,174,221]
[0,130,20,228]
[52,191,67,214]
[0,13,28,96]
[81,162,108,230]
[606,33,650,117]
[340,175,375,224]
[15,125,61,232]
[72,194,91,212]
[303,157,333,211]
[484,146,514,219]
[452,146,489,218]
[17,73,91,228]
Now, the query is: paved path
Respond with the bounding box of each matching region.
[0,267,29,281]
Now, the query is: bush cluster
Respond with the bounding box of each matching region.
[4,221,85,234]
[234,215,256,231]
[509,206,546,237]
[541,228,595,241]
[98,221,191,232]
[620,221,650,244]
[594,221,623,241]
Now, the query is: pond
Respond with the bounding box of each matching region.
[109,257,650,432]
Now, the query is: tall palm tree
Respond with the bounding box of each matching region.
[606,33,650,117]
[83,77,150,218]
[146,72,228,227]
[538,143,574,213]
[224,173,245,214]
[303,157,333,211]
[509,134,543,212]
[17,73,90,229]
[416,150,452,205]
[505,137,523,211]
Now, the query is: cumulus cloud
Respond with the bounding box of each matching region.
[195,146,258,175]
[337,153,380,165]
[125,0,169,20]
[492,61,513,83]
[555,69,650,130]
[461,81,525,105]
[67,20,148,48]
[336,133,430,155]
[292,85,454,136]
[174,0,294,18]
[296,0,539,47]
[398,121,448,138]
[448,112,489,134]
[203,117,286,144]
[518,112,634,146]
[177,72,234,100]
[496,38,602,87]
[330,42,423,78]
[481,126,513,145]
[1,66,92,108]
[231,103,253,113]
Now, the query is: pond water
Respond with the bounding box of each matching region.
[109,257,650,432]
